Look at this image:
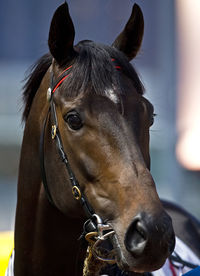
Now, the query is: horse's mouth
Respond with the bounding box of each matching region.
[89,221,167,274]
[90,228,140,273]
[90,228,117,264]
[90,230,141,272]
[101,230,166,274]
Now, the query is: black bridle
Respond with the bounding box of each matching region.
[40,65,96,220]
[39,64,116,264]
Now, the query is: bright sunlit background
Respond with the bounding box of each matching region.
[0,0,200,233]
[176,0,200,171]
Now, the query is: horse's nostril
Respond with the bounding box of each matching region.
[124,212,175,261]
[124,218,148,257]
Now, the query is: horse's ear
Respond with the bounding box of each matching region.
[112,4,144,61]
[48,2,76,65]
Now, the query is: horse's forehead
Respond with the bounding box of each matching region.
[104,88,119,104]
[80,92,138,122]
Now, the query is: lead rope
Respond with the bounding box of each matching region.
[83,246,106,276]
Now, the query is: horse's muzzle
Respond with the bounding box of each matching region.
[124,211,175,272]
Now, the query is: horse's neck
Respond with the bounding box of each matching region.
[15,82,85,275]
[15,140,85,275]
[15,189,85,275]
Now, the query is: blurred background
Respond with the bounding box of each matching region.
[0,0,200,232]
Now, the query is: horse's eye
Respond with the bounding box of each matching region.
[65,111,83,130]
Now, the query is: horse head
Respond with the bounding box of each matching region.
[42,3,175,273]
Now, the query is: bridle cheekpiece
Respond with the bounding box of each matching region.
[39,62,117,265]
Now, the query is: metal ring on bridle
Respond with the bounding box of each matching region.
[85,231,98,244]
[91,230,116,264]
[72,186,82,200]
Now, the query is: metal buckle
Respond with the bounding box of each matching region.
[51,125,57,139]
[72,186,82,200]
[47,87,52,102]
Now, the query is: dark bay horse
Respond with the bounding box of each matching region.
[14,2,200,275]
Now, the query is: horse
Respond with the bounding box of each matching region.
[13,2,200,276]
